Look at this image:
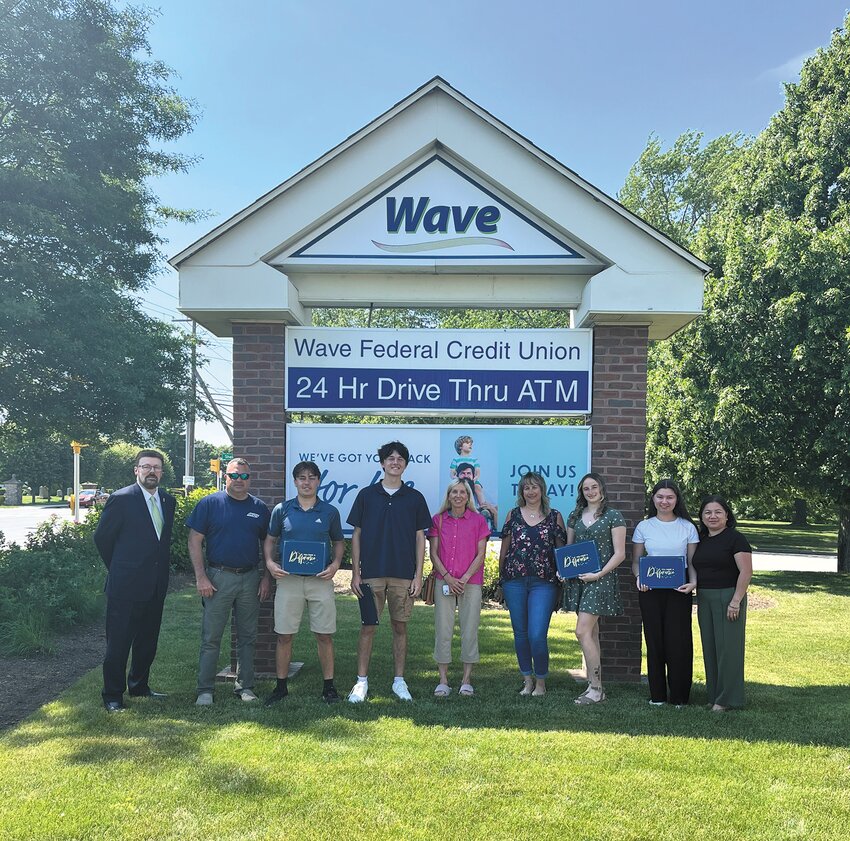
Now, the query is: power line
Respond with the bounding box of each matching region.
[197,372,233,443]
[201,368,232,391]
[139,300,183,320]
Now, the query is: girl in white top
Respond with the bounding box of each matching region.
[631,479,699,706]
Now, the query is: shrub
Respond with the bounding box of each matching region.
[0,516,104,655]
[481,542,502,600]
[171,487,216,572]
[0,611,55,656]
[0,487,228,655]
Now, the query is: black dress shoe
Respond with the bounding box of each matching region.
[104,700,127,713]
[129,689,167,699]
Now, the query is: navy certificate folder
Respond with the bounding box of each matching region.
[358,582,379,626]
[639,555,687,589]
[555,540,601,579]
[281,540,327,575]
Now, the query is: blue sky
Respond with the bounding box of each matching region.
[139,0,850,443]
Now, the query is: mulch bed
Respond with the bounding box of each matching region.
[0,620,105,731]
[0,574,193,732]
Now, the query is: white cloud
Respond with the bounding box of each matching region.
[759,48,819,82]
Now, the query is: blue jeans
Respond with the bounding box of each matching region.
[502,576,557,678]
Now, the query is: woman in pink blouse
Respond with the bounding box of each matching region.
[427,479,490,697]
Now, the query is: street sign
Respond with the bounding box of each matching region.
[183,475,195,486]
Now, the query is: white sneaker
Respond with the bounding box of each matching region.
[392,677,412,701]
[195,692,213,706]
[348,680,368,704]
[236,689,258,702]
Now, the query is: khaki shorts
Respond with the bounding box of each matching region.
[274,575,336,635]
[364,577,414,623]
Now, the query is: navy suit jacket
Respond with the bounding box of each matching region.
[94,482,176,602]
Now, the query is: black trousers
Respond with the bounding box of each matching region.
[638,589,693,704]
[102,593,166,703]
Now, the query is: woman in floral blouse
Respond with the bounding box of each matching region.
[562,472,627,705]
[499,472,566,697]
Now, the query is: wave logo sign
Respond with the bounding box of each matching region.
[372,196,513,254]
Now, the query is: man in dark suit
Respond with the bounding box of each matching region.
[94,449,176,712]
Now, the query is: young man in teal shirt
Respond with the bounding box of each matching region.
[264,461,344,704]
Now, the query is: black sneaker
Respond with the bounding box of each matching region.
[265,688,288,706]
[322,685,341,703]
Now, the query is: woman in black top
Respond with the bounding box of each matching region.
[692,496,753,711]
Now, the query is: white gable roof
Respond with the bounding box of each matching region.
[174,77,707,339]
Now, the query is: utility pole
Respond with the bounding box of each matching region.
[184,320,197,494]
[175,317,234,484]
[70,440,88,523]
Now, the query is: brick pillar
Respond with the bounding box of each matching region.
[229,322,287,679]
[591,325,648,683]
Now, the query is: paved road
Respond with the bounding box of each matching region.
[752,551,837,573]
[0,504,90,546]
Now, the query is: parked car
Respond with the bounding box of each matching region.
[71,489,109,509]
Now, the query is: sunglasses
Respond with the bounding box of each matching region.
[226,472,250,480]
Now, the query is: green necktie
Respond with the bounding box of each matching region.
[149,495,163,539]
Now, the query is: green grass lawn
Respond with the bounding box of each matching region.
[738,519,838,555]
[3,497,69,507]
[1,572,849,841]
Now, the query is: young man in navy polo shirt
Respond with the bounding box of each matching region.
[188,458,271,705]
[263,460,345,705]
[347,441,431,703]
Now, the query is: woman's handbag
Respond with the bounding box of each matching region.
[421,512,446,606]
[421,571,436,605]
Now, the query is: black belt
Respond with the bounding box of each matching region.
[207,562,259,575]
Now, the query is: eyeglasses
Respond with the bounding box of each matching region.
[226,472,250,480]
[137,464,163,473]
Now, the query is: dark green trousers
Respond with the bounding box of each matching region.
[697,587,746,708]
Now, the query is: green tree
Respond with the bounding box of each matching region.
[312,307,438,330]
[0,0,199,441]
[154,422,225,488]
[701,20,850,569]
[621,17,850,569]
[618,131,749,501]
[618,131,746,252]
[0,428,75,501]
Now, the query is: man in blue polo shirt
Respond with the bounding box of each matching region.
[263,460,345,705]
[347,441,431,703]
[188,458,271,705]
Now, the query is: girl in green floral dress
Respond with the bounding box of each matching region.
[562,472,627,704]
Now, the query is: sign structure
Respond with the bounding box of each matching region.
[287,423,591,538]
[285,327,592,415]
[279,155,595,267]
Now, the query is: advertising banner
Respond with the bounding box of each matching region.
[285,327,592,415]
[286,423,591,537]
